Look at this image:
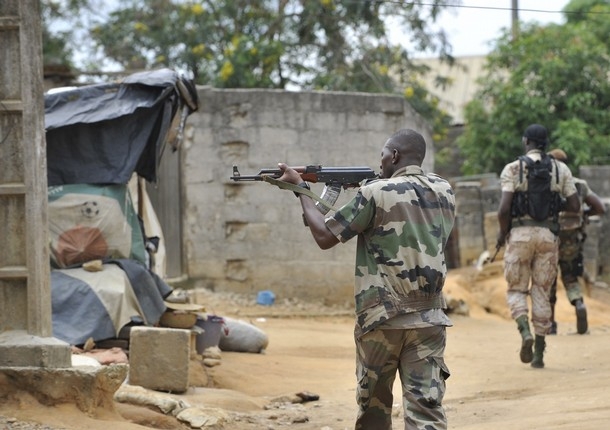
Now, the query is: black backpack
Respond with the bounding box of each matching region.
[511,153,561,222]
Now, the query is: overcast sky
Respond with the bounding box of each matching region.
[395,0,571,58]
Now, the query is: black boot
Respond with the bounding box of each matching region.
[516,315,533,363]
[573,299,588,335]
[531,335,545,369]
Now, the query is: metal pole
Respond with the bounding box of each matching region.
[511,0,519,42]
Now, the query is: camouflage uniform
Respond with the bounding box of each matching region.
[552,179,592,303]
[500,149,577,335]
[325,165,455,430]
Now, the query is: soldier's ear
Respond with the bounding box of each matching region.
[392,149,399,164]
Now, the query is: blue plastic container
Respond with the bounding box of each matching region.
[256,290,275,306]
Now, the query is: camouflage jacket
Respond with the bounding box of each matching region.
[325,165,456,337]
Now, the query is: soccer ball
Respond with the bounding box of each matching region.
[81,201,100,218]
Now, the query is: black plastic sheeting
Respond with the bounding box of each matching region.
[44,68,198,186]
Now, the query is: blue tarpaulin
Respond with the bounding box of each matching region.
[51,259,172,345]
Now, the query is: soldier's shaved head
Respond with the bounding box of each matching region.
[387,129,426,166]
[380,129,426,178]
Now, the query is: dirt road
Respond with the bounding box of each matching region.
[2,266,610,430]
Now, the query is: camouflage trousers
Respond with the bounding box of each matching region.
[354,325,449,430]
[504,226,558,335]
[551,228,586,304]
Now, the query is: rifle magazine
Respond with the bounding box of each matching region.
[317,184,341,215]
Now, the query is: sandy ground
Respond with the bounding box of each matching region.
[2,262,610,430]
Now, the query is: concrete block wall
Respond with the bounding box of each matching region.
[580,166,610,198]
[579,167,610,284]
[454,181,487,267]
[588,199,610,284]
[181,88,433,303]
[451,174,501,267]
[176,87,610,302]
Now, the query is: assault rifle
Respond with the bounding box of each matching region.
[230,165,378,214]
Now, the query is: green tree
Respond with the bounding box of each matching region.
[84,0,455,138]
[457,1,610,175]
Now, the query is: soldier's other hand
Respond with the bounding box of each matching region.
[496,232,507,248]
[277,163,302,185]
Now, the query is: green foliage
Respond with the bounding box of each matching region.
[457,1,610,175]
[46,0,456,139]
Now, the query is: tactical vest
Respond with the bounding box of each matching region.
[511,153,563,233]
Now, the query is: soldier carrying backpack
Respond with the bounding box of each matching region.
[497,124,580,369]
[510,149,564,234]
